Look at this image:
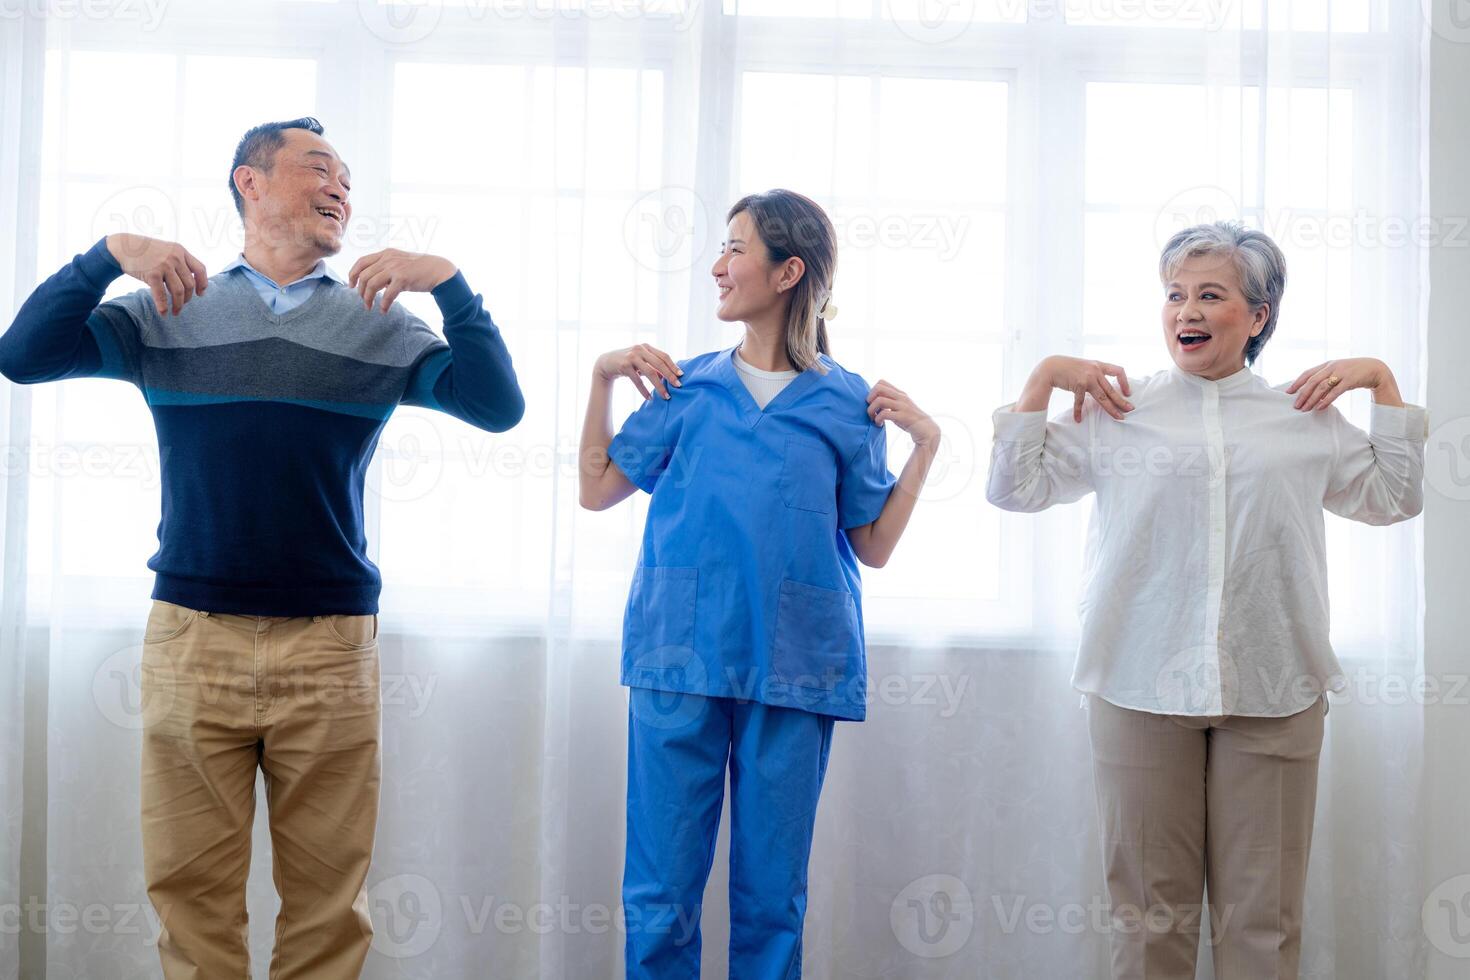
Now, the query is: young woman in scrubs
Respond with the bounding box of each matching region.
[578,189,942,979]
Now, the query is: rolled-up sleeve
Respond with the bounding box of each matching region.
[1324,402,1428,525]
[985,401,1097,513]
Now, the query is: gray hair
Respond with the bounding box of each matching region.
[1159,220,1287,365]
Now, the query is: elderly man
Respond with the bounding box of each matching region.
[0,116,524,979]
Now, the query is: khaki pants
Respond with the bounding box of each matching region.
[1086,694,1327,980]
[139,600,381,980]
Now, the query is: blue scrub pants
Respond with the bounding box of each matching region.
[623,687,836,980]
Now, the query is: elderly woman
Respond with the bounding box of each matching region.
[986,221,1426,980]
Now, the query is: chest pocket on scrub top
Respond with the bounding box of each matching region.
[778,435,836,515]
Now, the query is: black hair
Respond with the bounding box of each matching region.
[228,117,326,216]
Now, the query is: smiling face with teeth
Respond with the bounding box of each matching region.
[1161,252,1270,381]
[234,127,352,259]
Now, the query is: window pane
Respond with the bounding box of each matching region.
[1082,210,1172,344]
[866,337,1004,606]
[878,77,1008,206]
[182,56,318,180]
[1085,82,1250,207]
[1068,0,1370,31]
[739,73,848,194]
[56,51,176,176]
[1084,81,1355,363]
[727,0,869,17]
[741,73,1007,206]
[393,63,527,187]
[727,0,1026,23]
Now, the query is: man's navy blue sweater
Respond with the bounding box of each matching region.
[0,238,524,615]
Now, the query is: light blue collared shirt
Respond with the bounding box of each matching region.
[221,253,348,315]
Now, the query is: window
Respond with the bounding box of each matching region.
[26,0,1420,656]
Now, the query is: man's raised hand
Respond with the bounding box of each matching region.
[105,234,209,317]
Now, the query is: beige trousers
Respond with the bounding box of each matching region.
[139,600,381,980]
[1086,693,1327,980]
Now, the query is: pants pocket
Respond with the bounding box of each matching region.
[143,600,200,644]
[322,613,379,649]
[770,578,860,690]
[624,566,699,669]
[778,436,836,515]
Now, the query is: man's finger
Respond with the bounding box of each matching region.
[183,252,209,294]
[160,267,187,315]
[379,284,403,314]
[147,277,168,316]
[353,258,383,296]
[170,259,196,306]
[348,252,381,286]
[361,270,392,309]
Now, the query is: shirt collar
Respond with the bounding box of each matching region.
[716,344,826,427]
[221,253,347,288]
[1170,363,1256,391]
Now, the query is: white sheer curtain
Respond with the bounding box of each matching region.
[0,1,1430,978]
[1,7,46,980]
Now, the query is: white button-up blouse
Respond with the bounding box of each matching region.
[986,364,1427,717]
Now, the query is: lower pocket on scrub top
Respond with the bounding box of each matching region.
[770,578,861,690]
[625,566,699,669]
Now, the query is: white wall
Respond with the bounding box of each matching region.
[1424,1,1470,977]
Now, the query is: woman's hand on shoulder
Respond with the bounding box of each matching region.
[866,379,940,448]
[1286,358,1402,411]
[596,344,683,401]
[1026,355,1134,422]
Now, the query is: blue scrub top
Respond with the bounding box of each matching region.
[608,345,898,721]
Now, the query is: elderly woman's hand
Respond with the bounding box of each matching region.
[1286,358,1403,411]
[1017,355,1135,423]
